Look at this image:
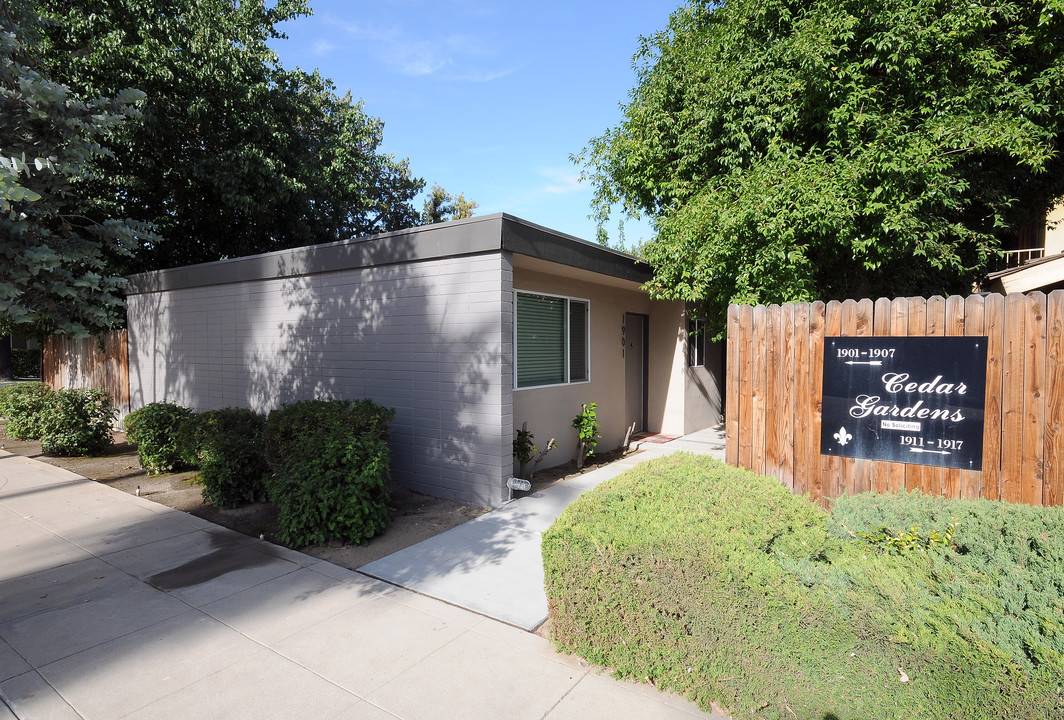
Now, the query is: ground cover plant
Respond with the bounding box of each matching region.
[542,453,1063,720]
[124,401,194,474]
[265,399,395,547]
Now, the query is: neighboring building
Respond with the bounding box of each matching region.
[986,204,1064,294]
[125,214,723,507]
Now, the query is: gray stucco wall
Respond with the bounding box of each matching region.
[127,252,514,507]
[684,339,725,434]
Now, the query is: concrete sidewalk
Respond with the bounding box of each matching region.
[0,451,720,719]
[361,429,726,631]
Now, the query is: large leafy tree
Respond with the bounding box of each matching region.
[579,0,1064,331]
[420,183,479,225]
[0,0,157,351]
[35,0,423,274]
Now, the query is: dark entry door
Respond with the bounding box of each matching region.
[624,313,647,433]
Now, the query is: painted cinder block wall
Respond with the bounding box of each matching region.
[127,247,514,507]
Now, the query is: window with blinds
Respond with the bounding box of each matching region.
[515,292,589,388]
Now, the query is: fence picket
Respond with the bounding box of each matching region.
[839,300,860,497]
[819,301,843,504]
[924,296,947,497]
[1045,290,1064,506]
[982,294,1006,501]
[870,298,893,493]
[808,302,826,502]
[851,298,875,494]
[764,305,782,479]
[780,303,796,489]
[1022,293,1047,505]
[960,294,986,500]
[738,305,755,470]
[1001,294,1027,503]
[751,305,769,476]
[942,294,966,499]
[905,297,928,494]
[793,303,811,495]
[726,304,741,465]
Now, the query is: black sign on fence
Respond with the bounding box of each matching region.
[820,336,988,470]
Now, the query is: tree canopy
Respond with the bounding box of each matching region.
[420,183,479,225]
[579,0,1064,331]
[0,0,157,339]
[35,0,424,274]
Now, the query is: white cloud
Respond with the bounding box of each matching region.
[339,21,509,81]
[312,39,336,56]
[449,65,522,83]
[540,168,584,195]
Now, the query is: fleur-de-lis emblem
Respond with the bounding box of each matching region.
[834,426,852,446]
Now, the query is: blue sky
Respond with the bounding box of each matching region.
[268,1,679,248]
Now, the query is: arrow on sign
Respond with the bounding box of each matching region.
[909,448,950,455]
[844,360,883,366]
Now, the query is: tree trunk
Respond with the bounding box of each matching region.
[0,335,13,381]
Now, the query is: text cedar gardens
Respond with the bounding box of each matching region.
[848,373,970,424]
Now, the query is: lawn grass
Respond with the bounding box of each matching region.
[542,453,1063,719]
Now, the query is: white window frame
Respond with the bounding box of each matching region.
[513,290,591,390]
[688,318,706,368]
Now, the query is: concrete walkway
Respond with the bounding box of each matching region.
[361,428,725,631]
[0,449,723,720]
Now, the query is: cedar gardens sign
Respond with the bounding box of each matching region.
[820,337,988,471]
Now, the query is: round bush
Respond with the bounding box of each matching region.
[0,382,53,439]
[265,399,395,547]
[38,388,115,456]
[124,402,194,474]
[181,408,268,508]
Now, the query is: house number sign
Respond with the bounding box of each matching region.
[820,336,988,470]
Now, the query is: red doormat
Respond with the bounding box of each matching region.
[631,432,679,444]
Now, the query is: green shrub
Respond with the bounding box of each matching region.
[264,399,394,547]
[38,388,115,456]
[12,348,41,378]
[828,491,1064,680]
[543,453,1062,720]
[0,382,52,439]
[179,408,268,508]
[124,402,194,474]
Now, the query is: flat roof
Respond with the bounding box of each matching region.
[125,213,653,295]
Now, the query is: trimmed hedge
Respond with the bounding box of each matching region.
[0,382,52,439]
[180,407,269,508]
[38,388,115,456]
[542,453,1063,720]
[265,399,394,547]
[124,402,194,474]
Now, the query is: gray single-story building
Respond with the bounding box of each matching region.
[125,213,722,507]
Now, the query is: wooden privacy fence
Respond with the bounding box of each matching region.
[725,291,1064,507]
[42,329,130,415]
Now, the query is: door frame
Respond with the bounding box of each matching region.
[624,312,649,433]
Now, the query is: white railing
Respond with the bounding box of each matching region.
[1003,248,1044,267]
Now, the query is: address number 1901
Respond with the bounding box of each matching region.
[836,348,896,359]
